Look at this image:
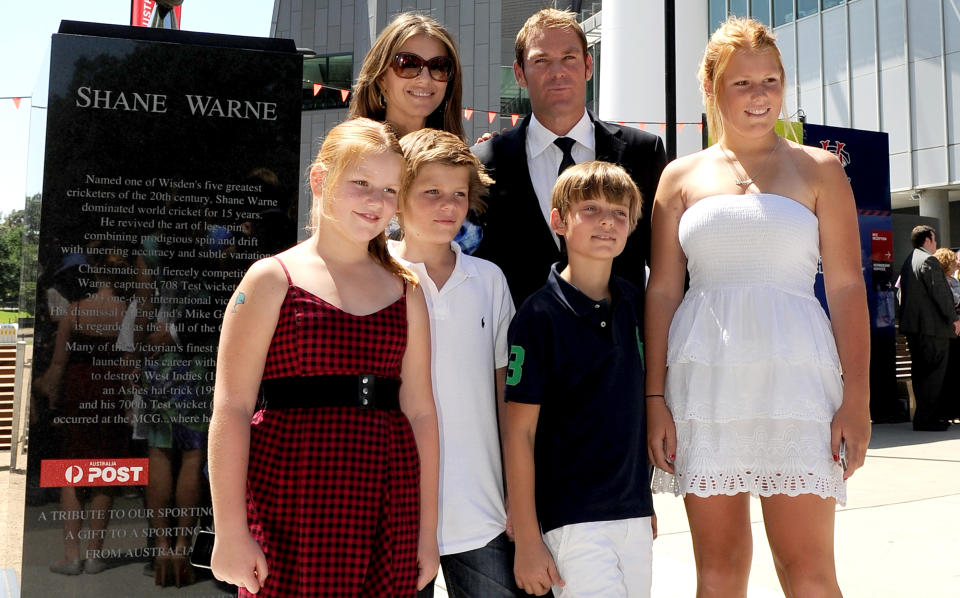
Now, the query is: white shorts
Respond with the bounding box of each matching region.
[541,516,653,598]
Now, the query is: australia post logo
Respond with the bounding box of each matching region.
[819,140,851,168]
[40,458,149,488]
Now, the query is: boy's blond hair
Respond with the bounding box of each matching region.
[551,161,642,230]
[398,128,494,217]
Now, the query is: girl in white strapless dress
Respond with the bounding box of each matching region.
[645,17,870,598]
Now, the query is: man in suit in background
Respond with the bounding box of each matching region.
[472,8,666,307]
[899,225,960,431]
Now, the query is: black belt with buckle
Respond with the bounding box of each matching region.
[260,374,401,411]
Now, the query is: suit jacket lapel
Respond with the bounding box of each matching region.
[502,116,561,256]
[592,112,627,164]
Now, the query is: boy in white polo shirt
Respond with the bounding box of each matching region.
[388,128,522,598]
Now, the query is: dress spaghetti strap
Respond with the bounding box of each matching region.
[272,256,293,286]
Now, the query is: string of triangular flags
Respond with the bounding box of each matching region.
[481,111,704,131]
[308,84,703,131]
[2,97,25,109]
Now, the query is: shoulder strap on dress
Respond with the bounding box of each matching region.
[272,256,293,286]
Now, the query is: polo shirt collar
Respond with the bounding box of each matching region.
[527,110,595,159]
[546,262,621,316]
[388,240,476,292]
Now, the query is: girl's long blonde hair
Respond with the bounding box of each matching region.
[309,117,417,286]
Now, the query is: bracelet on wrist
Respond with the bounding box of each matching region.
[645,393,665,398]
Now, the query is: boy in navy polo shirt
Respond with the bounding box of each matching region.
[503,161,654,598]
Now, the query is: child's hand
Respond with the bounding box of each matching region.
[416,532,440,591]
[514,537,564,596]
[647,397,677,474]
[210,530,268,594]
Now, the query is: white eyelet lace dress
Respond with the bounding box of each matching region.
[651,193,846,504]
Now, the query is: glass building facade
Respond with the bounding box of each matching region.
[709,0,849,30]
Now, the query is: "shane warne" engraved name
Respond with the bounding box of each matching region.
[75,87,278,120]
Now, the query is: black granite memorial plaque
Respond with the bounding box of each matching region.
[22,22,300,596]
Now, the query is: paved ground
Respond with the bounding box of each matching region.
[1,421,958,597]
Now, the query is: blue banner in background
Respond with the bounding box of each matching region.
[803,123,901,420]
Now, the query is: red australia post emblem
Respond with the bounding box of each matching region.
[40,458,149,487]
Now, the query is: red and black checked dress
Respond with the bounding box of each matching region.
[243,258,420,597]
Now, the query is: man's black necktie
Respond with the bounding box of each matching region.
[554,136,576,176]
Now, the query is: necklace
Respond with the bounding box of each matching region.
[719,137,781,186]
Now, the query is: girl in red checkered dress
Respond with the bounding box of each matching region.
[208,118,440,597]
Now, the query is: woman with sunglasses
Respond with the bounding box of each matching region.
[349,12,464,140]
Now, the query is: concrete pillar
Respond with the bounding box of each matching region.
[599,0,663,124]
[598,0,707,157]
[918,189,950,248]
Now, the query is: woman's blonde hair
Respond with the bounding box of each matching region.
[934,248,958,275]
[699,16,793,143]
[309,117,417,285]
[348,13,465,141]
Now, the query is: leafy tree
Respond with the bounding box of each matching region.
[20,193,41,315]
[0,209,25,306]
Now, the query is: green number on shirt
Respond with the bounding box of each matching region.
[506,345,525,386]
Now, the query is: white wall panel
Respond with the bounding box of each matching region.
[851,72,879,131]
[784,90,799,121]
[947,0,960,54]
[797,17,822,89]
[879,63,909,153]
[824,81,850,127]
[822,8,848,85]
[913,146,947,185]
[889,151,912,190]
[877,0,905,70]
[950,144,960,182]
[676,125,704,159]
[948,51,960,145]
[910,56,946,150]
[776,23,798,100]
[907,0,942,62]
[800,86,823,123]
[848,0,876,78]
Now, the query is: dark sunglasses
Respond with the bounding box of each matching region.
[390,52,455,82]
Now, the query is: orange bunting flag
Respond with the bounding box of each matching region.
[464,108,474,120]
[658,123,666,132]
[618,121,625,126]
[312,83,322,96]
[697,123,704,132]
[511,113,519,126]
[12,97,21,109]
[340,89,350,102]
[678,123,685,132]
[488,111,497,124]
[637,123,645,130]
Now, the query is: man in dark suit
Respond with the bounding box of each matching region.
[472,8,666,306]
[898,225,960,431]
